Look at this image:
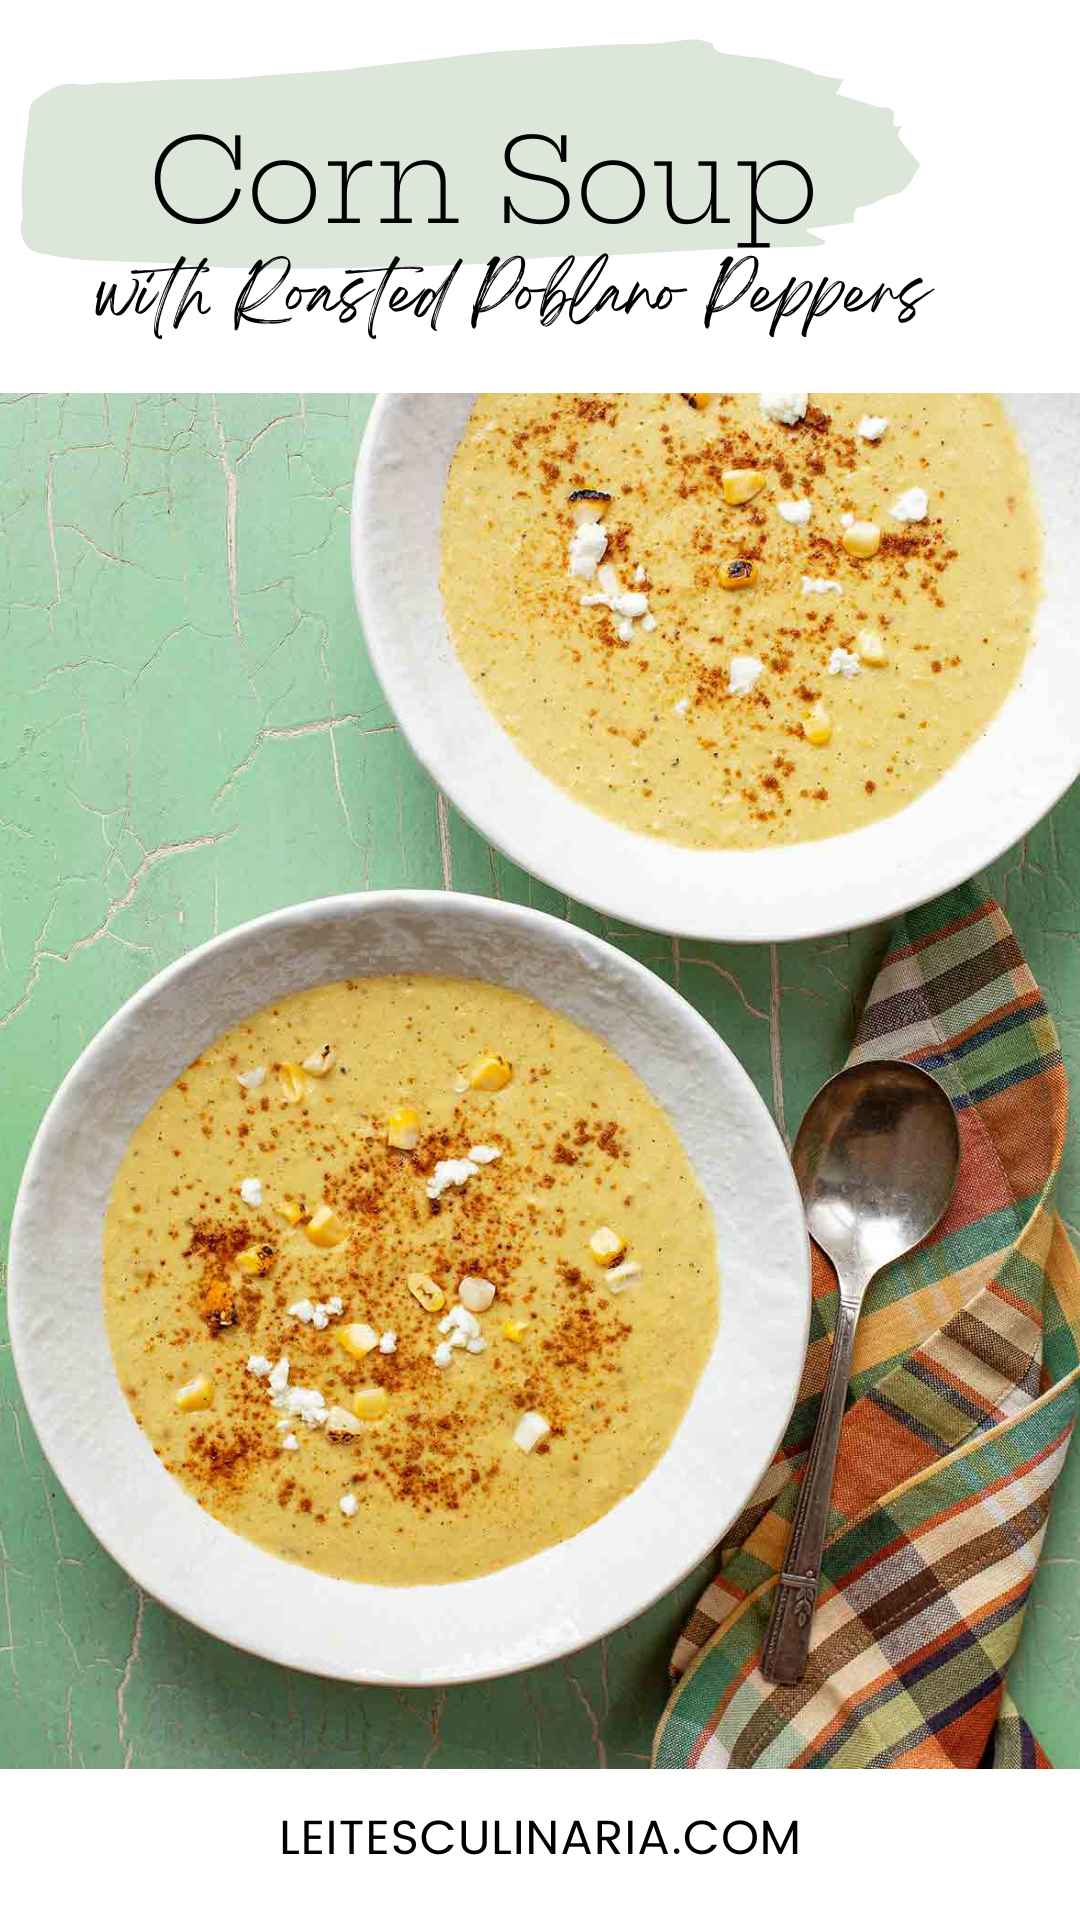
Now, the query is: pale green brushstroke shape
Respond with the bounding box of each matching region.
[23,43,916,266]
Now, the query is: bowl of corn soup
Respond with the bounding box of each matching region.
[354,392,1080,941]
[9,890,809,1682]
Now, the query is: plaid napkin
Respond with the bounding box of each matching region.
[655,882,1080,1769]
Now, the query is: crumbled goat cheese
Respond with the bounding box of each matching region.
[247,1354,272,1378]
[777,498,812,524]
[467,1143,501,1164]
[760,392,808,426]
[802,576,843,595]
[581,563,653,641]
[236,1066,266,1090]
[568,519,608,579]
[282,1433,299,1452]
[728,655,763,696]
[441,1303,482,1340]
[274,1385,328,1427]
[379,1329,397,1354]
[828,648,861,678]
[426,1157,478,1200]
[433,1302,487,1367]
[890,486,929,522]
[287,1296,344,1331]
[339,1493,358,1518]
[634,564,647,584]
[261,1355,328,1428]
[673,697,690,715]
[857,415,889,441]
[240,1177,263,1207]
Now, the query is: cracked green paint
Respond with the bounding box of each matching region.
[0,394,1076,1771]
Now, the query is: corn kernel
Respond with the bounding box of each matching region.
[277,1062,306,1105]
[857,631,887,666]
[502,1318,530,1342]
[607,1259,643,1294]
[721,558,758,590]
[352,1385,390,1422]
[513,1410,550,1453]
[682,393,710,410]
[325,1406,362,1437]
[803,702,832,747]
[467,1052,513,1092]
[275,1197,307,1226]
[301,1044,336,1077]
[386,1104,421,1151]
[305,1203,349,1249]
[722,468,766,506]
[336,1322,378,1360]
[235,1242,275,1276]
[589,1226,626,1268]
[459,1275,496,1313]
[407,1271,446,1313]
[175,1374,214,1412]
[841,520,881,559]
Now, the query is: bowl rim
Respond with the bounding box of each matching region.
[7,886,812,1685]
[352,392,1080,944]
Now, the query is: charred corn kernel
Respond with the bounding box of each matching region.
[336,1322,378,1360]
[407,1272,446,1313]
[305,1203,349,1249]
[277,1062,306,1105]
[386,1104,421,1151]
[803,702,832,747]
[325,1406,362,1437]
[301,1044,335,1077]
[235,1242,275,1276]
[275,1197,307,1226]
[682,393,710,410]
[722,468,766,506]
[502,1318,530,1342]
[841,519,881,559]
[175,1374,214,1412]
[857,631,887,666]
[467,1052,512,1092]
[589,1226,626,1268]
[352,1385,389,1422]
[721,558,757,590]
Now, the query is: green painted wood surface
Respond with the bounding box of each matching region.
[0,394,1076,1769]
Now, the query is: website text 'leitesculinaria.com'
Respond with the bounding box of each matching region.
[282,1817,799,1858]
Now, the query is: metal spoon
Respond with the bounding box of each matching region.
[761,1059,960,1685]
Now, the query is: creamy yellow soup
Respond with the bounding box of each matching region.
[103,975,719,1585]
[440,394,1040,849]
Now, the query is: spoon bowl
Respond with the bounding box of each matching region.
[762,1057,960,1684]
[792,1060,961,1296]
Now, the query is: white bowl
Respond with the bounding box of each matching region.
[353,395,1080,943]
[8,891,809,1685]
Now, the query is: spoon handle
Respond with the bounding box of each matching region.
[760,1297,860,1685]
